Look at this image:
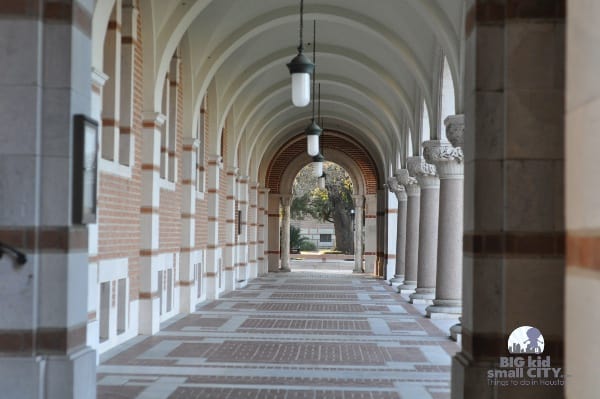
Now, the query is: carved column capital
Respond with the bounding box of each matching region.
[386,176,407,202]
[444,114,464,149]
[396,168,420,197]
[423,140,464,178]
[280,194,292,207]
[352,195,365,208]
[407,156,439,188]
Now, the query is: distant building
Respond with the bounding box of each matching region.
[292,218,336,250]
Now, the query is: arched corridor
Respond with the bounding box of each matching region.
[0,0,597,398]
[98,265,458,399]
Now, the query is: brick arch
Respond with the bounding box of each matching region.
[265,131,380,194]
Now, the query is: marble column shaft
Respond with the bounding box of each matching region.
[387,176,407,284]
[408,157,440,304]
[353,195,365,273]
[280,195,292,272]
[423,130,464,317]
[397,169,420,293]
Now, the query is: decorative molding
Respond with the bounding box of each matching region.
[386,176,407,201]
[423,140,464,164]
[444,114,465,148]
[396,169,418,187]
[407,156,437,177]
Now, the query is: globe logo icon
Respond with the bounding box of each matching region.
[508,326,544,354]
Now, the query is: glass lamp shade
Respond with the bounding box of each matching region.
[307,133,320,156]
[313,160,323,177]
[291,73,311,107]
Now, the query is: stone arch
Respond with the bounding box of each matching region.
[263,132,380,195]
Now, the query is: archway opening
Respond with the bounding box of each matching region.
[286,161,357,269]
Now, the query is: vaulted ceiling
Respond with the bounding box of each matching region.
[97,0,465,184]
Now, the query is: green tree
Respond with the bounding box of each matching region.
[291,162,354,254]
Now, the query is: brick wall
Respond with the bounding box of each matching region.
[96,6,144,301]
[158,59,183,253]
[195,104,208,249]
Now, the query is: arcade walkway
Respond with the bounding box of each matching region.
[97,265,458,399]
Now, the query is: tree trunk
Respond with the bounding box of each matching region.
[333,206,354,254]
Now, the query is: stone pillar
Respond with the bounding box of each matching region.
[363,194,378,274]
[387,176,407,286]
[205,155,222,299]
[566,4,600,397]
[453,3,564,398]
[423,119,464,318]
[280,194,292,272]
[408,156,440,304]
[236,175,249,286]
[140,112,166,334]
[267,193,281,272]
[0,3,97,397]
[258,188,270,275]
[223,166,238,292]
[247,181,259,280]
[397,169,420,293]
[179,137,199,312]
[385,188,398,281]
[353,195,365,273]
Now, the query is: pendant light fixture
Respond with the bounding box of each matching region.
[312,152,324,177]
[305,21,321,155]
[287,0,314,107]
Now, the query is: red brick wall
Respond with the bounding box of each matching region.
[96,7,144,302]
[158,59,183,253]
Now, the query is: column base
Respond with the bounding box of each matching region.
[450,322,462,344]
[397,280,416,294]
[409,288,435,304]
[0,347,96,399]
[388,275,404,286]
[279,267,291,272]
[352,268,364,274]
[426,299,462,319]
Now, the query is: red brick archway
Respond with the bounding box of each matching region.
[265,130,380,194]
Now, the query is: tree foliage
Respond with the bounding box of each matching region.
[291,162,355,253]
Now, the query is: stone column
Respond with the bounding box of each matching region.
[0,4,97,397]
[280,194,292,272]
[267,193,281,272]
[258,188,270,275]
[397,169,420,293]
[363,194,378,274]
[223,167,238,292]
[140,112,166,333]
[205,155,222,299]
[353,195,365,273]
[235,174,249,286]
[453,4,564,398]
[423,120,464,318]
[408,156,440,304]
[385,188,398,280]
[387,176,407,286]
[247,182,259,279]
[179,137,199,312]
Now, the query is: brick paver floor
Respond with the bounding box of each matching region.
[97,266,459,399]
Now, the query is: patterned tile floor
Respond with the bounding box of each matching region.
[98,266,459,399]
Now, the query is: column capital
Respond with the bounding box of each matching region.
[280,194,292,206]
[225,165,239,176]
[396,169,420,196]
[142,111,166,127]
[444,114,465,149]
[258,187,270,194]
[91,67,109,88]
[207,154,224,169]
[183,137,199,149]
[386,176,407,201]
[423,140,464,178]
